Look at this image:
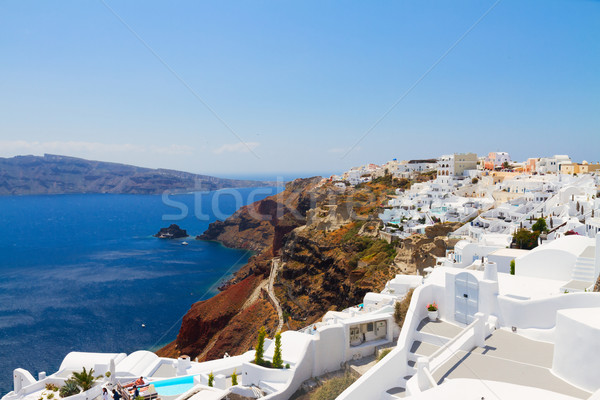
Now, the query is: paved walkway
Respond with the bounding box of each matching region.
[431,329,590,399]
[268,257,284,332]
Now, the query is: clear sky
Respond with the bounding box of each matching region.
[1,1,598,177]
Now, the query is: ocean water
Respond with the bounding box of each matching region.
[0,187,281,396]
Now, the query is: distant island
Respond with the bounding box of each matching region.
[0,154,274,195]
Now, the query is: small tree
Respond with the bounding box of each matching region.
[71,367,98,392]
[231,370,238,386]
[512,228,540,250]
[254,326,267,366]
[208,372,214,387]
[272,332,283,369]
[510,259,515,275]
[576,202,580,212]
[531,218,548,233]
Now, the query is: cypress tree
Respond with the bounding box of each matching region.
[273,332,283,368]
[254,326,266,366]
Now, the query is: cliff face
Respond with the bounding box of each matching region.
[197,177,324,253]
[159,178,324,359]
[394,223,461,274]
[158,178,456,360]
[0,154,273,195]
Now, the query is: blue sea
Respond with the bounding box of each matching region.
[0,187,282,396]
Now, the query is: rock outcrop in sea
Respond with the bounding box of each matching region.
[154,224,188,239]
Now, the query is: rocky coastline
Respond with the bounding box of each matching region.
[157,175,455,361]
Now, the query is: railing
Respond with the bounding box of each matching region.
[426,318,479,372]
[411,315,485,393]
[422,367,437,388]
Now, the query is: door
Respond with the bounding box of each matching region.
[454,272,479,324]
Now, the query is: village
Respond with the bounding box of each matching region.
[4,152,600,400]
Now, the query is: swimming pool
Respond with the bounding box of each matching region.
[151,375,196,396]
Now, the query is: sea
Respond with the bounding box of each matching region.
[0,186,283,396]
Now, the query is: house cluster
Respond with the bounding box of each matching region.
[4,152,600,400]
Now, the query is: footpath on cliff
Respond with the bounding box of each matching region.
[157,174,460,361]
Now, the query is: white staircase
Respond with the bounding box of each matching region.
[382,319,462,399]
[571,256,596,282]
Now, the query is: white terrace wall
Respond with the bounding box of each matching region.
[553,308,600,393]
[515,249,576,281]
[312,325,346,375]
[337,283,446,400]
[497,292,600,329]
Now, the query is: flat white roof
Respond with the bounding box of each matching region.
[427,267,567,298]
[489,248,529,258]
[59,352,126,372]
[528,235,594,257]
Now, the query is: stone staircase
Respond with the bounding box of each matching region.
[383,319,462,399]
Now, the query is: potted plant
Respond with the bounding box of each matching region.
[427,302,438,321]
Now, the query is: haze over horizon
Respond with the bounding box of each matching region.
[1,1,598,175]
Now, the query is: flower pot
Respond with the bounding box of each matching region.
[428,310,438,321]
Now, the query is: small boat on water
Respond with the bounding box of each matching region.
[182,241,189,246]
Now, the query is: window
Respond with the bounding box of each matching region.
[367,322,374,332]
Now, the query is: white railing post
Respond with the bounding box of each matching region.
[474,312,486,348]
[416,357,431,391]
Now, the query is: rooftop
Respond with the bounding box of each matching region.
[431,329,590,399]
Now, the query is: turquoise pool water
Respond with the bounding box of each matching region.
[152,375,196,396]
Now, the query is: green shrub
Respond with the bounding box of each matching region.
[394,289,414,327]
[310,373,356,400]
[45,383,59,392]
[512,229,539,250]
[510,259,515,275]
[47,393,54,399]
[231,369,238,386]
[59,379,80,398]
[285,363,290,369]
[377,348,392,362]
[208,372,214,387]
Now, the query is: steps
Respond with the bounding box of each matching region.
[383,319,462,397]
[257,380,286,394]
[571,256,596,282]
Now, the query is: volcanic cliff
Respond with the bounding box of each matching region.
[158,175,456,360]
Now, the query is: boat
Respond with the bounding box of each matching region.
[182,241,189,246]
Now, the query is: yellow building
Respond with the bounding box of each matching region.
[559,161,600,175]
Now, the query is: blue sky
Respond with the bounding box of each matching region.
[0,1,598,177]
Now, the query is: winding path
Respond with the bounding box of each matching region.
[268,257,284,332]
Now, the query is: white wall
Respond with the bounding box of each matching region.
[515,249,576,281]
[497,293,600,329]
[312,325,346,375]
[337,284,444,400]
[552,308,600,393]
